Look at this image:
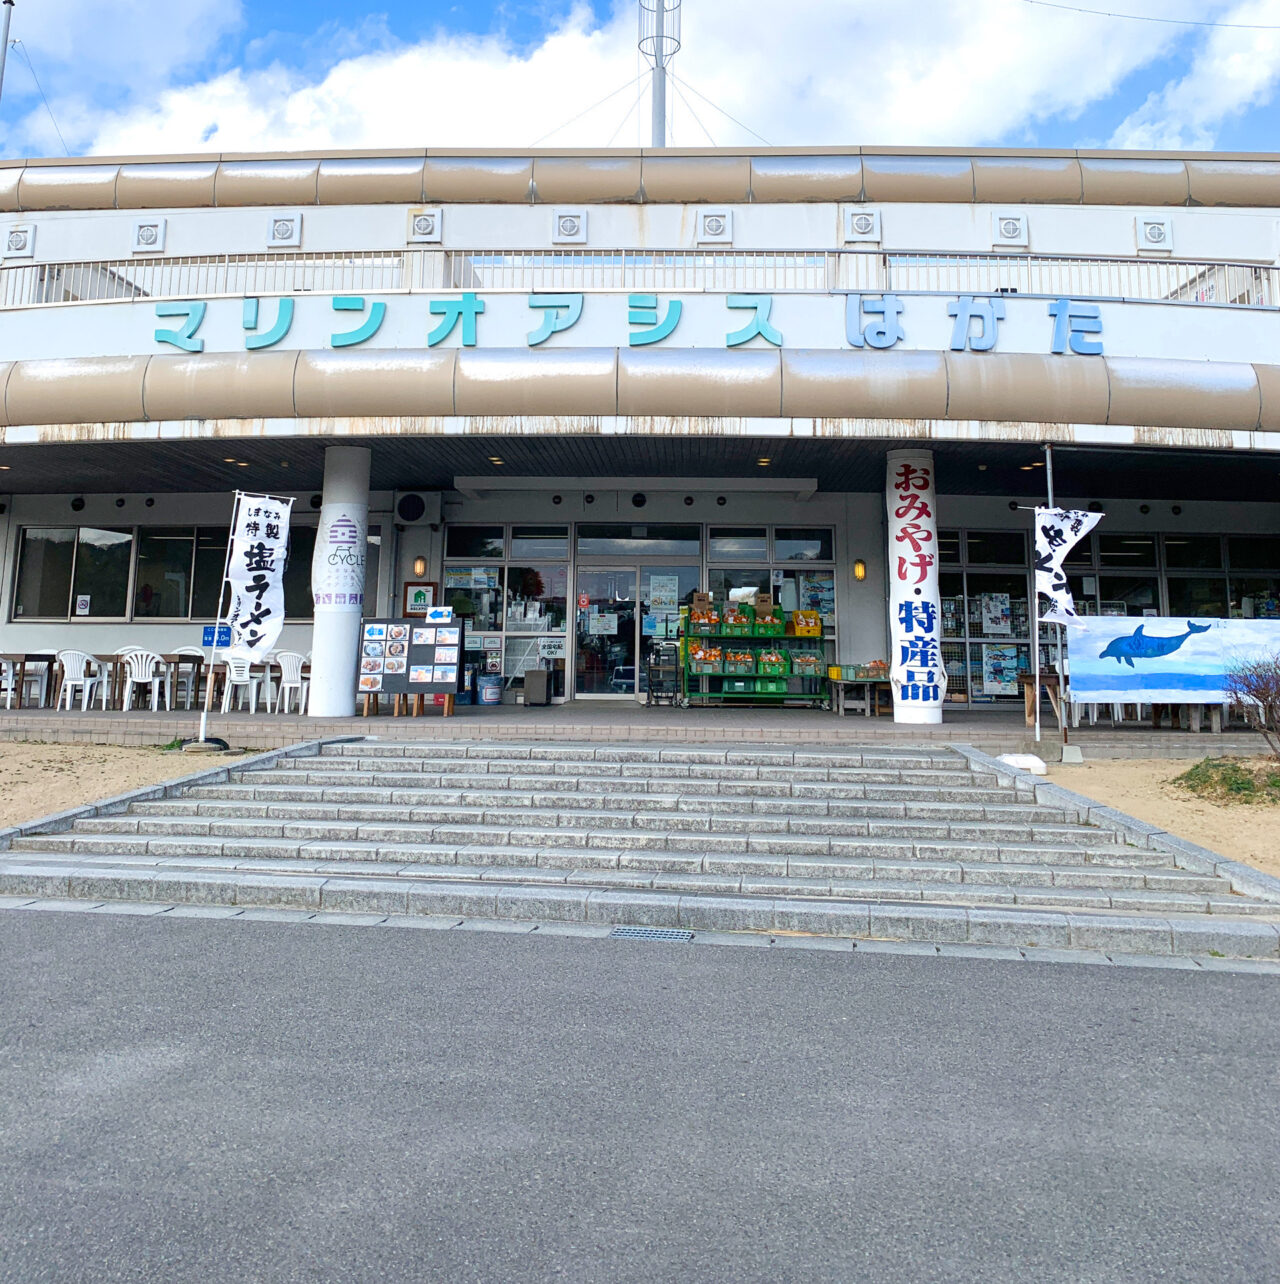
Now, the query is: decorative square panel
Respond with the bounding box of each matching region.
[843,208,881,243]
[552,208,587,244]
[696,209,733,244]
[991,211,1028,248]
[267,211,303,249]
[1136,215,1173,254]
[132,217,167,254]
[3,223,35,259]
[407,207,443,243]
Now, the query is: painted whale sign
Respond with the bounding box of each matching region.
[1069,617,1280,704]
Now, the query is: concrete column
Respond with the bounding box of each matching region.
[309,446,371,717]
[886,448,947,725]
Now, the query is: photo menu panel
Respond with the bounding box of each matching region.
[357,609,465,697]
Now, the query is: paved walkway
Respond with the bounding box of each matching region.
[0,701,1263,758]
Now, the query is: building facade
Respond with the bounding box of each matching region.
[0,146,1276,714]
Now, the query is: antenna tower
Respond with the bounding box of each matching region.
[638,0,681,148]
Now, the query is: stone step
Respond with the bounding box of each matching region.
[1,857,1277,959]
[189,781,1024,806]
[125,794,1081,826]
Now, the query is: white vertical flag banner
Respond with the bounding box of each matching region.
[886,449,947,724]
[1035,507,1104,626]
[224,492,294,660]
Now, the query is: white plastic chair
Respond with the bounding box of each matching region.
[221,656,262,714]
[56,650,103,712]
[272,651,309,714]
[172,646,207,710]
[121,649,170,712]
[0,658,16,710]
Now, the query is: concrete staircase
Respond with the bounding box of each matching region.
[3,740,1278,959]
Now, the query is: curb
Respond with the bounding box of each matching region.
[951,742,1280,906]
[0,736,365,852]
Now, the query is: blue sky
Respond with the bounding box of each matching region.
[3,1,1279,157]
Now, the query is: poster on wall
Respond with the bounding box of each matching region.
[649,575,680,612]
[797,571,836,625]
[885,450,946,724]
[981,644,1021,695]
[981,593,1012,636]
[1068,617,1280,704]
[589,612,618,635]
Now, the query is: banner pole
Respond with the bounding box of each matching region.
[1043,445,1068,746]
[195,491,242,748]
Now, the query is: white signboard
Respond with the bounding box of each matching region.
[538,636,567,660]
[225,491,294,660]
[589,613,619,636]
[886,450,946,725]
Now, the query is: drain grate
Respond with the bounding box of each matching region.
[609,926,695,943]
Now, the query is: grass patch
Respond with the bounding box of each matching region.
[1173,757,1280,805]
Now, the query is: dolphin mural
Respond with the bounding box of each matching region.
[1099,621,1212,667]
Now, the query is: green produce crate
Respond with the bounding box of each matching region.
[690,660,722,675]
[722,622,754,636]
[756,677,788,694]
[791,656,824,677]
[753,620,786,636]
[723,660,756,675]
[756,661,790,677]
[722,677,755,694]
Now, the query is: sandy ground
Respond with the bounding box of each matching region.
[1048,758,1280,879]
[0,743,203,829]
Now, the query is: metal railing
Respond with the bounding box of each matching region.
[0,248,1274,309]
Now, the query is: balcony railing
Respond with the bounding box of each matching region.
[0,249,1274,310]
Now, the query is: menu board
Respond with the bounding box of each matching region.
[357,610,465,696]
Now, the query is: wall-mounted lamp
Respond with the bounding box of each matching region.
[853,559,867,582]
[412,555,427,577]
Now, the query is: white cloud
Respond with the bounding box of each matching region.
[1109,0,1280,149]
[3,0,1266,157]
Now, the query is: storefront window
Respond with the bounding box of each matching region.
[505,565,568,633]
[510,526,568,560]
[1099,534,1157,568]
[940,572,965,638]
[966,572,1030,639]
[1228,536,1280,570]
[71,528,133,618]
[282,526,317,619]
[938,531,961,565]
[445,526,504,559]
[1167,576,1229,618]
[191,527,230,619]
[775,568,835,623]
[709,527,767,561]
[773,527,833,562]
[1231,577,1280,619]
[708,567,770,604]
[1164,536,1223,569]
[965,531,1026,566]
[133,528,194,618]
[1064,536,1094,569]
[13,527,76,618]
[1098,576,1159,616]
[444,565,504,630]
[576,524,701,557]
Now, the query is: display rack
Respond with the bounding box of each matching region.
[679,630,830,708]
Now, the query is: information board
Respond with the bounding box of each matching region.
[357,611,465,697]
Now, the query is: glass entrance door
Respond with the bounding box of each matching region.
[639,565,701,694]
[574,569,637,697]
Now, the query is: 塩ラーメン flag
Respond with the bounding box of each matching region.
[1035,507,1103,625]
[223,492,294,659]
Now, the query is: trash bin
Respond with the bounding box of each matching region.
[477,674,503,706]
[523,669,550,706]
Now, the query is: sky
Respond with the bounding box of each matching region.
[1,0,1279,159]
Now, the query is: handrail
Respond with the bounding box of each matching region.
[0,248,1273,310]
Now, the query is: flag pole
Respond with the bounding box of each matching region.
[1043,444,1067,746]
[192,491,242,750]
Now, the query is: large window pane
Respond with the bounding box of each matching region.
[1098,534,1156,568]
[133,528,194,618]
[1164,535,1222,569]
[708,567,770,605]
[1098,576,1159,616]
[506,565,568,632]
[444,564,503,630]
[13,527,75,618]
[1228,536,1280,570]
[773,527,833,562]
[282,526,316,619]
[1167,576,1228,618]
[363,527,382,617]
[966,572,1030,638]
[191,527,230,619]
[938,530,962,565]
[576,524,701,557]
[775,568,835,622]
[709,527,767,561]
[965,531,1026,566]
[445,526,504,559]
[1232,577,1280,619]
[940,571,965,638]
[510,526,568,560]
[71,528,133,618]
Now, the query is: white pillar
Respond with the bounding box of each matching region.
[309,446,371,717]
[886,448,947,725]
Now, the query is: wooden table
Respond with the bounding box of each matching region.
[830,678,892,717]
[1019,673,1062,727]
[0,653,58,709]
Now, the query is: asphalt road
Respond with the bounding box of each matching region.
[1,912,1278,1284]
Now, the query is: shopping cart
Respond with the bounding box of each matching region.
[645,642,680,707]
